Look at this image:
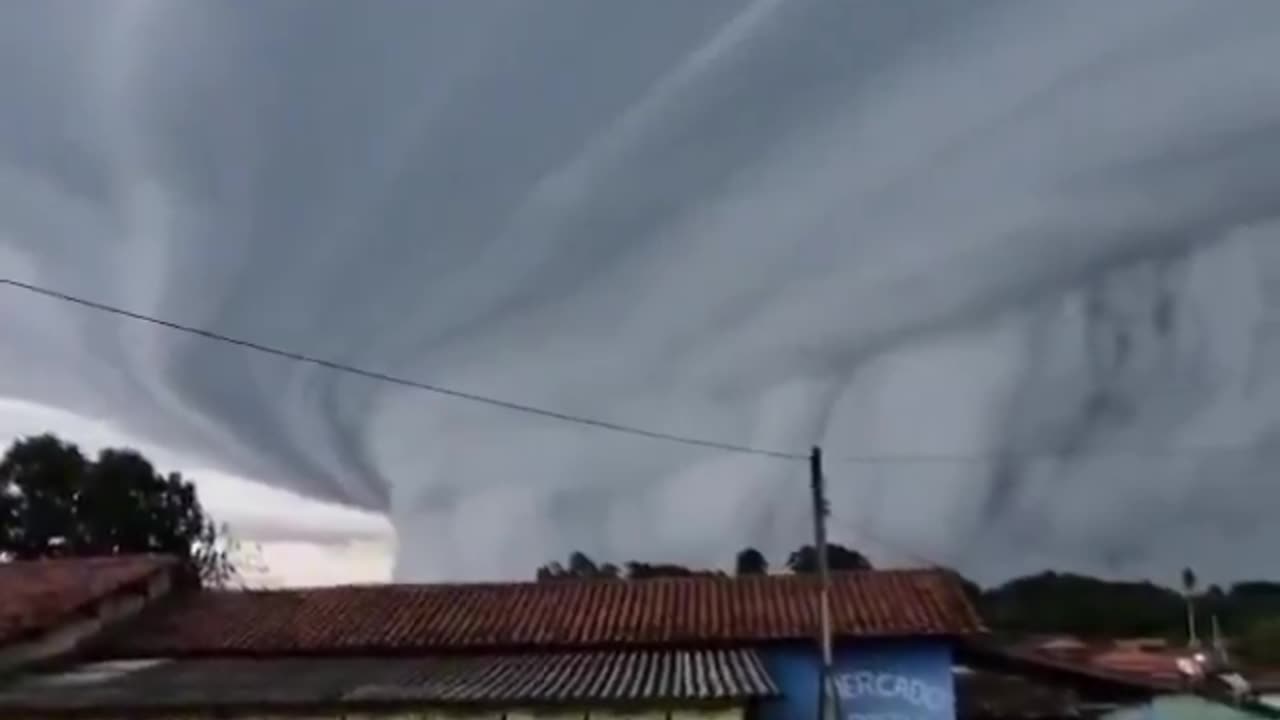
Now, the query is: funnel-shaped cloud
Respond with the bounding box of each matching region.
[2,0,1279,582]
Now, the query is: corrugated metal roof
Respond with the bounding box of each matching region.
[345,649,778,703]
[0,651,779,715]
[93,570,982,657]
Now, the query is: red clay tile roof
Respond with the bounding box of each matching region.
[0,555,175,645]
[1090,647,1184,684]
[94,569,982,657]
[959,640,1184,695]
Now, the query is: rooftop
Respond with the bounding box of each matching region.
[0,650,779,717]
[960,639,1280,719]
[0,556,175,645]
[91,568,983,657]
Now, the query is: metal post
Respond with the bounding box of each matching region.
[811,446,837,720]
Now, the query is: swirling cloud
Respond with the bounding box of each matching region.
[2,0,1279,582]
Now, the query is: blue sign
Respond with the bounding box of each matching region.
[759,641,955,720]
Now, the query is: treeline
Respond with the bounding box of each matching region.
[536,549,1280,663]
[981,571,1280,664]
[1,434,233,587]
[981,571,1280,641]
[535,545,871,581]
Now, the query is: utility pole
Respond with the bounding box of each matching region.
[810,446,837,720]
[1211,615,1229,666]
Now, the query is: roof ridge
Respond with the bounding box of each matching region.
[92,567,982,655]
[0,553,177,569]
[0,555,177,646]
[218,567,946,595]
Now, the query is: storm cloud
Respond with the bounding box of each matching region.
[2,0,1279,583]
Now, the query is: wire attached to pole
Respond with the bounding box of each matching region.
[0,276,805,460]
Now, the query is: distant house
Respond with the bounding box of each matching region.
[0,556,982,719]
[962,637,1280,719]
[0,555,174,675]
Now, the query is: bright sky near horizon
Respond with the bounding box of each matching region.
[0,398,394,587]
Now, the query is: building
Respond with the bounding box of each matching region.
[6,556,1274,719]
[961,637,1280,719]
[0,555,983,719]
[0,554,174,675]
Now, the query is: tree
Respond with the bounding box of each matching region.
[625,561,719,579]
[1235,617,1280,665]
[945,569,983,606]
[979,571,1188,639]
[735,547,768,576]
[0,434,233,587]
[535,562,567,581]
[568,551,601,577]
[536,553,719,581]
[786,544,872,573]
[536,552,619,581]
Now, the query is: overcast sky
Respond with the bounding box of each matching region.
[2,0,1280,586]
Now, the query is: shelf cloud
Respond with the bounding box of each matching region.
[2,0,1279,583]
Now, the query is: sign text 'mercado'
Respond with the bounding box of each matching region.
[833,671,951,712]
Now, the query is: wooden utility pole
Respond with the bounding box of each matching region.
[810,446,837,720]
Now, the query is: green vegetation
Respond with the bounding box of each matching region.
[0,433,234,587]
[1236,617,1280,665]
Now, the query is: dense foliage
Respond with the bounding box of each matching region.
[1236,616,1280,664]
[536,543,872,581]
[0,433,233,587]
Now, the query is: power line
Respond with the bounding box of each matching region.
[834,440,1271,466]
[825,511,956,572]
[3,276,1272,467]
[0,277,806,460]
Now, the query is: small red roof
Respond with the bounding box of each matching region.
[95,569,982,657]
[959,640,1185,695]
[0,555,175,645]
[1090,647,1183,683]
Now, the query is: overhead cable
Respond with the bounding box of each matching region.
[4,277,1271,466]
[0,277,806,460]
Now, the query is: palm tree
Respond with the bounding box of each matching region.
[1182,567,1199,648]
